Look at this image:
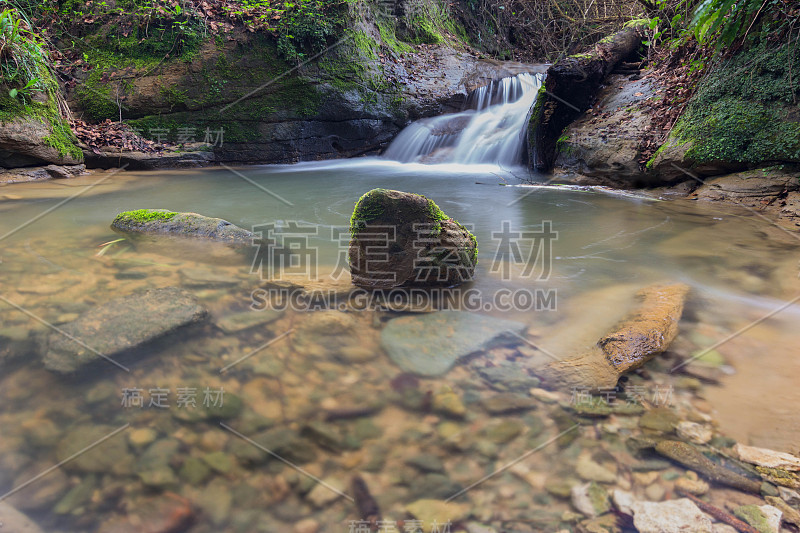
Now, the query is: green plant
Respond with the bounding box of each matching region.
[0,8,47,90]
[8,77,38,103]
[275,0,343,63]
[687,0,799,48]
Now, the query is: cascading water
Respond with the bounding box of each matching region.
[383,72,544,166]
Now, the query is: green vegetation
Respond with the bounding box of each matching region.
[273,0,343,62]
[0,7,81,160]
[665,38,800,165]
[427,198,449,236]
[115,209,178,224]
[350,189,387,236]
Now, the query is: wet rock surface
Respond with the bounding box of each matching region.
[111,209,256,246]
[631,498,713,533]
[0,117,83,168]
[537,282,689,388]
[43,287,207,373]
[0,164,86,184]
[551,75,661,187]
[690,167,800,223]
[348,189,477,289]
[380,310,526,376]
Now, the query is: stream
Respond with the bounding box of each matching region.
[1,160,800,531]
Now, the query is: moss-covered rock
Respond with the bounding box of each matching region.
[0,8,83,168]
[111,208,255,245]
[0,82,82,167]
[651,38,800,179]
[348,189,477,289]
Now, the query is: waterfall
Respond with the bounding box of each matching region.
[383,73,544,167]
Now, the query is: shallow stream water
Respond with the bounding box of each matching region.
[0,160,799,532]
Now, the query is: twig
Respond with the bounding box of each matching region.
[676,490,761,533]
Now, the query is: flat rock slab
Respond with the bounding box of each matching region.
[632,498,712,533]
[380,310,526,376]
[43,287,207,373]
[0,502,44,533]
[111,209,255,245]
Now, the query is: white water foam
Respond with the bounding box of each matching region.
[382,72,544,166]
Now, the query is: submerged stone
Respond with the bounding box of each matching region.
[405,499,470,525]
[0,502,44,533]
[571,481,610,518]
[380,310,526,376]
[484,419,524,444]
[53,475,96,515]
[406,454,445,474]
[481,393,538,414]
[655,440,762,493]
[735,443,800,471]
[734,504,782,533]
[215,309,284,333]
[631,498,712,533]
[43,287,207,373]
[111,208,255,245]
[538,283,689,389]
[56,425,133,475]
[433,388,467,418]
[348,189,478,289]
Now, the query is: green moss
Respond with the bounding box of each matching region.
[668,38,800,165]
[646,142,669,169]
[350,29,379,60]
[377,21,413,54]
[159,84,189,109]
[427,198,449,236]
[733,505,776,533]
[115,209,178,224]
[408,17,444,44]
[350,189,387,236]
[43,116,83,161]
[623,18,652,29]
[76,68,122,122]
[755,465,800,487]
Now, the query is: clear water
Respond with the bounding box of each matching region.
[1,161,799,531]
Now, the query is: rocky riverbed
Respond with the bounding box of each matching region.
[1,167,800,532]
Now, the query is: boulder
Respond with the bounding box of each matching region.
[43,287,207,373]
[551,75,661,187]
[348,189,477,289]
[0,116,83,168]
[111,209,255,246]
[380,310,526,376]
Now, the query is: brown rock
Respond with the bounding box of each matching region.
[538,283,689,388]
[98,492,193,533]
[348,189,477,289]
[0,117,83,167]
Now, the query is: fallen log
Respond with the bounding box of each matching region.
[529,21,648,171]
[536,282,689,389]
